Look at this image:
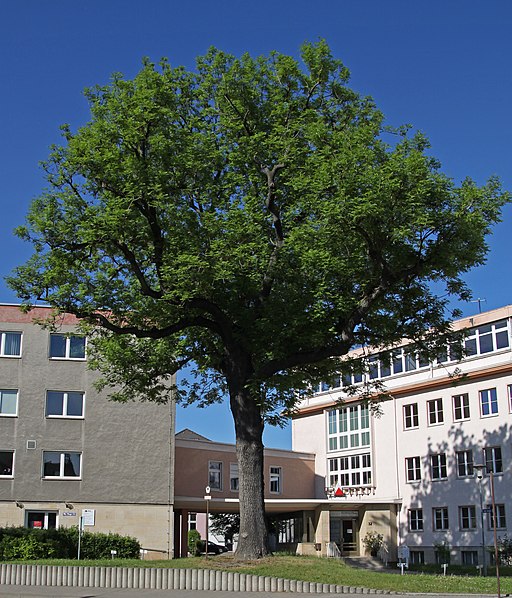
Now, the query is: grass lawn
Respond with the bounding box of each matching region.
[3,554,510,595]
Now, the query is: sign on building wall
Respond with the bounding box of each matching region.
[82,508,95,526]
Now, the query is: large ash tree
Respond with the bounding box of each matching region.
[8,42,508,559]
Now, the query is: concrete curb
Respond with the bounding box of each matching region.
[0,564,394,593]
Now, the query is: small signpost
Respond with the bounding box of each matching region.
[397,545,409,575]
[204,486,211,557]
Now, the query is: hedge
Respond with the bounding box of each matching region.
[0,526,140,560]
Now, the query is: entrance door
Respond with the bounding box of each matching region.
[342,519,355,552]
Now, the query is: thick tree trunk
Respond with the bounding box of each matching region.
[229,385,270,559]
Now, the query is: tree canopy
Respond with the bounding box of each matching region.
[8,41,509,558]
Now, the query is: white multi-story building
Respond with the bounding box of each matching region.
[292,305,512,565]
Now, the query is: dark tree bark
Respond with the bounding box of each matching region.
[229,373,269,558]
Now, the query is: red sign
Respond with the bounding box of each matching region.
[32,521,43,528]
[334,487,345,497]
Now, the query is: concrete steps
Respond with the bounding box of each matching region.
[343,556,390,571]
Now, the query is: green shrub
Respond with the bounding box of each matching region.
[0,526,140,560]
[0,533,58,560]
[188,529,201,556]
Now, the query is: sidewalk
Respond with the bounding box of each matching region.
[0,585,501,598]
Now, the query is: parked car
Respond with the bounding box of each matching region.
[197,540,228,555]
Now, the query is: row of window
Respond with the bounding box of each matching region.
[408,504,507,532]
[0,450,81,479]
[405,446,503,483]
[0,332,86,360]
[0,390,85,418]
[403,386,510,431]
[316,320,510,392]
[208,461,282,494]
[408,549,481,566]
[327,404,370,452]
[328,453,372,488]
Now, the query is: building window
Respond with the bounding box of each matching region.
[484,446,503,474]
[456,450,474,478]
[208,461,222,490]
[427,398,444,425]
[0,390,18,416]
[42,451,81,479]
[487,504,506,530]
[433,507,449,531]
[480,388,498,417]
[188,513,197,531]
[49,334,86,359]
[0,451,14,477]
[406,456,421,482]
[26,511,57,530]
[328,453,371,488]
[0,332,22,357]
[408,508,423,531]
[327,404,370,452]
[270,466,282,494]
[461,550,479,565]
[403,403,419,429]
[410,550,425,564]
[464,320,509,356]
[459,506,477,530]
[430,453,447,481]
[453,393,470,421]
[230,463,239,492]
[508,385,512,413]
[45,391,84,418]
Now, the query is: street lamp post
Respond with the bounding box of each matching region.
[489,472,501,598]
[473,464,487,576]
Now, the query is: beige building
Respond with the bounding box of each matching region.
[292,305,512,565]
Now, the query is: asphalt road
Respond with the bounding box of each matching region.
[0,586,504,598]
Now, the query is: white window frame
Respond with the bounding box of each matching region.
[328,453,371,488]
[0,450,14,477]
[487,504,506,530]
[456,449,474,478]
[403,403,419,430]
[208,460,223,491]
[405,456,421,482]
[430,453,447,481]
[453,393,470,421]
[459,505,477,530]
[479,388,498,417]
[0,389,18,417]
[408,508,423,531]
[188,512,197,531]
[484,446,503,474]
[25,510,58,530]
[49,334,86,360]
[327,404,370,452]
[464,320,510,356]
[269,466,282,494]
[0,331,22,358]
[409,550,425,564]
[42,451,82,479]
[461,550,479,565]
[427,398,444,426]
[230,462,239,492]
[433,507,449,531]
[45,391,85,419]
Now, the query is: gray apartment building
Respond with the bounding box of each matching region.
[0,304,175,558]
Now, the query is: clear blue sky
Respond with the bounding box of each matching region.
[1,1,511,449]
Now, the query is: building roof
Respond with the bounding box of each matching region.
[175,428,212,442]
